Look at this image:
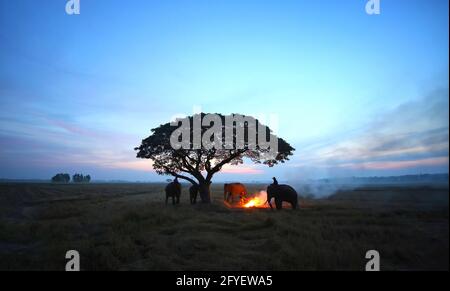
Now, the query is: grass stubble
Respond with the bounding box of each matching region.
[0,183,448,270]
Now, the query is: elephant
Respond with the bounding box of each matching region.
[165,177,181,205]
[224,183,247,203]
[189,184,199,204]
[266,179,298,210]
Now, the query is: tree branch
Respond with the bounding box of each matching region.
[166,170,198,186]
[195,149,202,171]
[206,149,247,181]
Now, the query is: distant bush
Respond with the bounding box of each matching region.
[72,173,91,183]
[51,173,70,183]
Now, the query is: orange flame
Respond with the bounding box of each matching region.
[243,197,264,208]
[242,191,268,208]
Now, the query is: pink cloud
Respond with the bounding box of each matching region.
[221,164,264,174]
[103,160,155,172]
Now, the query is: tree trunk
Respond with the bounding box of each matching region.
[198,181,212,203]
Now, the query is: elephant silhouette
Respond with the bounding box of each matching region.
[165,177,181,205]
[189,184,199,204]
[266,178,298,210]
[224,183,247,203]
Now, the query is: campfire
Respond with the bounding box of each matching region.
[226,190,270,209]
[243,194,267,208]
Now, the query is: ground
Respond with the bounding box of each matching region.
[0,182,448,270]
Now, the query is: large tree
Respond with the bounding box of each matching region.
[135,113,294,203]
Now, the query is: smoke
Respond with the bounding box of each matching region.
[285,86,449,197]
[288,174,449,199]
[290,180,365,199]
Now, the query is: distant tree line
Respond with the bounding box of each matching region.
[51,173,71,183]
[72,173,91,183]
[51,173,91,183]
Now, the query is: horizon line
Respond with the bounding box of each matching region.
[1,172,448,184]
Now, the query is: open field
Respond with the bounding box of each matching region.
[0,182,448,270]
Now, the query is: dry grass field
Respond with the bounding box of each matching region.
[0,182,448,270]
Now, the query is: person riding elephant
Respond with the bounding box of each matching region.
[165,177,181,205]
[266,178,298,210]
[272,177,278,185]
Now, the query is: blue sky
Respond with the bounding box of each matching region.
[0,0,448,181]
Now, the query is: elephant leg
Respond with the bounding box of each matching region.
[275,198,282,210]
[267,198,273,209]
[291,200,297,209]
[172,195,175,205]
[176,194,180,204]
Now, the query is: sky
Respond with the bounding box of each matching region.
[0,0,448,182]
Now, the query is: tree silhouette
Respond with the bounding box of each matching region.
[72,173,91,183]
[51,173,70,183]
[73,173,81,183]
[135,113,294,203]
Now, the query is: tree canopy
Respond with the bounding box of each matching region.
[135,113,294,203]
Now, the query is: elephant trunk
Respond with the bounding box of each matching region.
[266,193,273,209]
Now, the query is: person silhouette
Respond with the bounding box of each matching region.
[272,177,278,185]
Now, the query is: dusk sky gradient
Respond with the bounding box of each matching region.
[0,0,448,181]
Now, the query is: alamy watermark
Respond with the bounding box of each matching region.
[365,0,381,15]
[365,250,380,271]
[169,108,280,159]
[65,1,379,16]
[65,1,380,16]
[66,0,80,15]
[65,250,80,271]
